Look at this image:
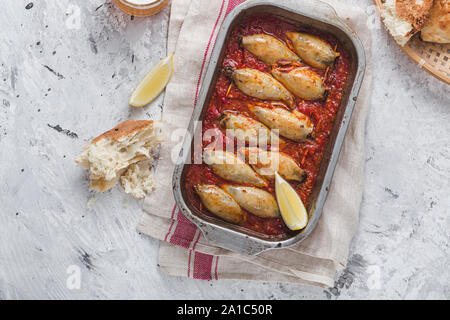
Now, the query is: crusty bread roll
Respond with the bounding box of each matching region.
[421,0,450,43]
[381,0,434,46]
[75,119,163,198]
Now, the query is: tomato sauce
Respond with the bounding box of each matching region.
[185,14,350,236]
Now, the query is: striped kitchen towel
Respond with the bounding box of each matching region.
[139,0,373,287]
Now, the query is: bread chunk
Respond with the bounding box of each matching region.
[75,120,163,197]
[421,0,450,43]
[120,160,156,200]
[381,0,434,46]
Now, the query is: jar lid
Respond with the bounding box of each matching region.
[115,0,169,17]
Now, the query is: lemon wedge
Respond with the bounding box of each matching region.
[129,54,174,107]
[275,172,308,230]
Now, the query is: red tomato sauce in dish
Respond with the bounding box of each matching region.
[185,14,350,236]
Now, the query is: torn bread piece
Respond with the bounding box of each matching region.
[75,119,163,196]
[421,0,450,43]
[120,159,156,200]
[381,0,434,46]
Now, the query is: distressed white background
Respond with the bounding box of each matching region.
[0,0,449,299]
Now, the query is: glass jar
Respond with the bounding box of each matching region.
[114,0,170,17]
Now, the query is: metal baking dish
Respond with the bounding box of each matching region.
[172,0,366,255]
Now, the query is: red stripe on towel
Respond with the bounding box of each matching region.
[187,250,192,278]
[214,256,219,280]
[191,228,202,251]
[193,252,214,280]
[169,212,198,249]
[164,204,178,242]
[226,0,245,15]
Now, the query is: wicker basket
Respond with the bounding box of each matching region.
[374,0,450,84]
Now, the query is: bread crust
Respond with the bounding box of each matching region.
[395,0,435,35]
[421,0,450,43]
[92,119,153,143]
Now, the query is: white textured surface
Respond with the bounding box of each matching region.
[0,0,449,299]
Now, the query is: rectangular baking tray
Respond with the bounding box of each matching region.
[172,0,366,255]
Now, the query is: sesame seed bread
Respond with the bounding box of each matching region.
[421,0,450,43]
[381,0,434,46]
